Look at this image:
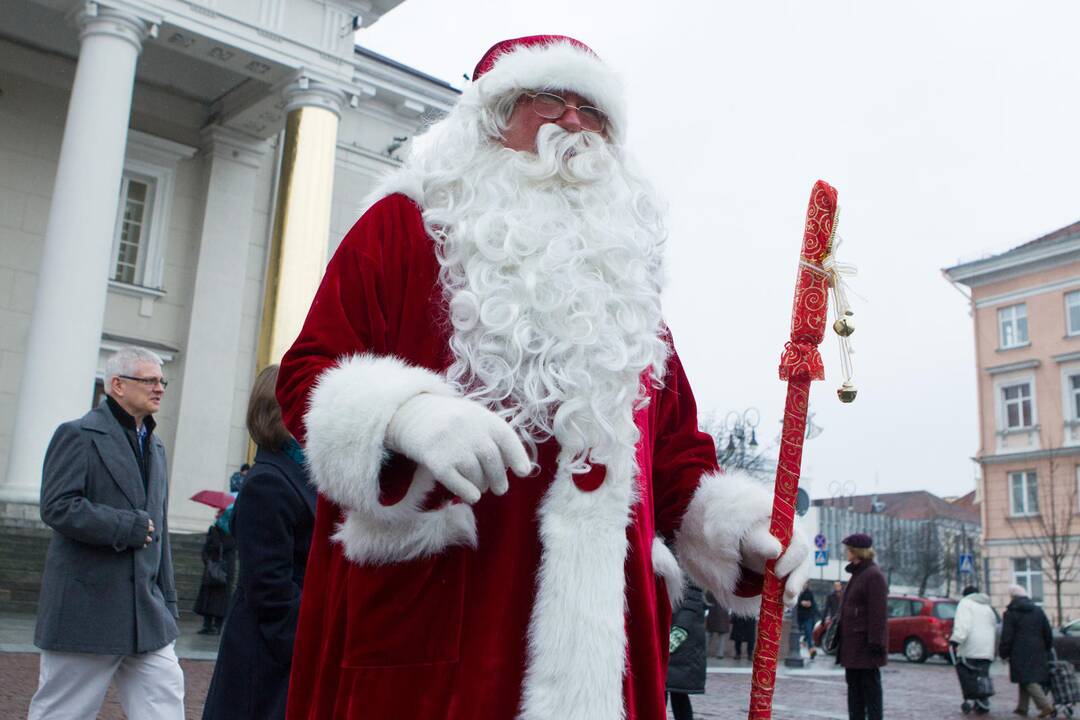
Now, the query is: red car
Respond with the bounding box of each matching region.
[813,594,958,663]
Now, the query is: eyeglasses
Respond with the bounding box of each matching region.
[119,375,168,389]
[525,92,608,133]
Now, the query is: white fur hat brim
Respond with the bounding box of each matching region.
[464,38,627,140]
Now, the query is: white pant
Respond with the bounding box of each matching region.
[28,643,185,720]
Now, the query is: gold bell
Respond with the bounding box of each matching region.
[833,310,855,337]
[837,381,858,403]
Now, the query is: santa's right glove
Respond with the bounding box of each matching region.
[385,393,532,504]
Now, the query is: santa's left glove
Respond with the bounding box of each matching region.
[385,393,532,504]
[740,516,812,607]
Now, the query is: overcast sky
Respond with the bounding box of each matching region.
[358,1,1080,500]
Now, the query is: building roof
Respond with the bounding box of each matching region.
[354,45,461,93]
[813,490,980,525]
[944,219,1080,287]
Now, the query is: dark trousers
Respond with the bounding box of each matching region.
[845,667,882,720]
[667,692,693,720]
[734,637,755,658]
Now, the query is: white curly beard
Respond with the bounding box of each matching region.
[389,120,671,469]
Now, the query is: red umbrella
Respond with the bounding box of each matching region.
[190,490,235,510]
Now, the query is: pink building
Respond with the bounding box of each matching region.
[945,220,1080,625]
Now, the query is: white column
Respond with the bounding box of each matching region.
[168,127,266,531]
[2,6,152,503]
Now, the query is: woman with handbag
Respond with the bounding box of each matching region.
[194,512,236,635]
[202,364,318,720]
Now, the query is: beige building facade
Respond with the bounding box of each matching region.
[0,0,459,531]
[946,220,1080,625]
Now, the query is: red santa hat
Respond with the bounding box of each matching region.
[465,35,627,141]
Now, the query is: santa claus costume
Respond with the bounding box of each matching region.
[277,35,810,720]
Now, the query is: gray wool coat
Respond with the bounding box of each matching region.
[34,401,179,654]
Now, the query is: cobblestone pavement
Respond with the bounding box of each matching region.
[688,655,1042,720]
[0,648,1067,719]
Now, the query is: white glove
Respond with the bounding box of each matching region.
[740,519,812,606]
[385,393,531,504]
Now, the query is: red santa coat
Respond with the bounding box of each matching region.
[277,194,767,720]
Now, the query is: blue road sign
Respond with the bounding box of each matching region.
[814,533,827,549]
[814,550,829,566]
[959,554,974,575]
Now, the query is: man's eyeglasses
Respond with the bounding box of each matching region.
[119,375,168,389]
[525,92,608,134]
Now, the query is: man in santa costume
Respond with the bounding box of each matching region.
[277,35,812,720]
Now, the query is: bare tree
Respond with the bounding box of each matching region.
[698,411,774,481]
[909,519,944,596]
[1009,445,1080,627]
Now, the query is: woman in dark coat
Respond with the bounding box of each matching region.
[999,584,1054,717]
[836,534,888,720]
[666,584,707,720]
[203,365,318,720]
[193,518,237,634]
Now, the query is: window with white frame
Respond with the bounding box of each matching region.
[1013,557,1044,602]
[111,172,156,285]
[1001,381,1034,430]
[1068,374,1080,421]
[1009,470,1039,516]
[1068,291,1080,336]
[999,304,1029,349]
[106,131,195,291]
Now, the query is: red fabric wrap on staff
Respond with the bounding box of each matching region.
[747,180,838,720]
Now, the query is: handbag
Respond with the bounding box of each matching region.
[822,616,841,655]
[205,540,228,587]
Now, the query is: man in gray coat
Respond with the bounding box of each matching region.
[28,346,184,719]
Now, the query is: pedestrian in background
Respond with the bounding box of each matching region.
[193,510,236,635]
[731,613,757,660]
[797,580,819,659]
[999,584,1054,718]
[229,463,250,494]
[28,346,183,719]
[666,583,707,720]
[950,584,997,715]
[705,591,730,658]
[824,580,844,620]
[836,533,887,720]
[202,365,318,720]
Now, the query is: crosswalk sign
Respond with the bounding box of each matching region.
[958,554,974,575]
[814,550,829,566]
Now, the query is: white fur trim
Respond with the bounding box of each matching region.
[674,470,773,616]
[467,39,627,140]
[518,450,637,720]
[303,354,476,564]
[651,538,685,608]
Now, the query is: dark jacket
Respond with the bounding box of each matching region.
[705,592,730,634]
[796,588,819,624]
[34,400,178,654]
[999,595,1053,685]
[666,585,707,694]
[730,614,757,642]
[202,447,317,720]
[194,523,237,619]
[837,560,888,669]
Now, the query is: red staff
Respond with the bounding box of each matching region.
[748,180,856,719]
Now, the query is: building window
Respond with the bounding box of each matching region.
[999,304,1029,349]
[1001,382,1034,430]
[1068,291,1080,336]
[1009,470,1039,516]
[111,173,156,285]
[1013,557,1044,602]
[1069,374,1080,421]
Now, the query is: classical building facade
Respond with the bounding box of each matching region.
[945,220,1080,625]
[0,0,459,530]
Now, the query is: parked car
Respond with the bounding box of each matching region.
[1054,618,1080,670]
[813,594,958,663]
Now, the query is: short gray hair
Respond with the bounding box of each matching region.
[1008,584,1029,599]
[104,346,163,394]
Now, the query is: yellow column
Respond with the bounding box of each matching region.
[257,79,345,369]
